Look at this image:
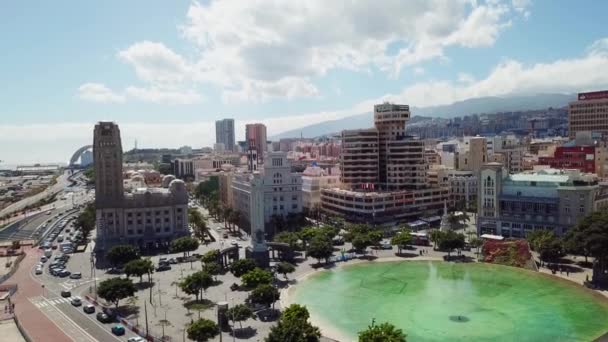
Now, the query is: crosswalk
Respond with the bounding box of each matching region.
[59,278,97,291]
[30,296,78,308]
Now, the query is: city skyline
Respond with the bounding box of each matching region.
[2,0,608,164]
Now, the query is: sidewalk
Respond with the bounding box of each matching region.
[5,247,71,342]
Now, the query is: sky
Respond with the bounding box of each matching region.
[1,0,608,165]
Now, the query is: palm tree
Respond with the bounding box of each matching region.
[222,207,233,232]
[270,214,285,235]
[229,210,241,235]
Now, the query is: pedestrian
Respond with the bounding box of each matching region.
[566,270,569,277]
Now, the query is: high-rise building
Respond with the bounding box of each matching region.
[569,90,608,138]
[322,103,450,225]
[245,123,268,162]
[215,118,235,152]
[93,122,189,251]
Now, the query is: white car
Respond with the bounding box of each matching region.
[35,267,43,275]
[127,337,145,342]
[70,297,82,306]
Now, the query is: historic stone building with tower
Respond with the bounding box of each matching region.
[93,122,189,252]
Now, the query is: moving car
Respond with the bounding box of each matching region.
[69,272,82,279]
[111,325,126,336]
[40,256,48,263]
[61,290,71,298]
[96,312,111,323]
[70,297,82,306]
[35,267,43,275]
[83,304,95,314]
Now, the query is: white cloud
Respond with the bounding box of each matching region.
[105,0,522,103]
[118,41,192,84]
[125,86,203,105]
[78,83,125,103]
[374,37,608,107]
[413,67,425,75]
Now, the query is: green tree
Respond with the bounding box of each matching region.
[230,259,257,277]
[276,262,296,279]
[106,245,139,267]
[97,277,136,309]
[189,208,208,242]
[469,237,484,256]
[187,318,219,342]
[266,304,321,342]
[241,267,274,288]
[202,261,221,280]
[171,236,200,268]
[200,249,220,264]
[274,231,301,249]
[306,234,334,264]
[229,210,242,233]
[74,203,95,242]
[124,258,154,283]
[299,226,320,250]
[429,229,442,249]
[248,284,280,308]
[438,230,465,258]
[179,271,214,302]
[226,304,255,330]
[170,236,200,257]
[566,211,608,284]
[358,321,406,342]
[391,230,412,254]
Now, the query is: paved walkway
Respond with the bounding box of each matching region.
[5,246,71,342]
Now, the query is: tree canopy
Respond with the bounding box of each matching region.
[187,318,219,342]
[391,230,412,254]
[306,234,334,264]
[124,258,154,283]
[274,231,301,249]
[266,304,321,342]
[437,230,465,257]
[200,249,220,264]
[565,211,608,284]
[248,284,280,308]
[241,267,274,288]
[170,236,200,256]
[179,271,214,302]
[276,262,296,279]
[226,304,255,329]
[230,259,257,277]
[97,277,136,308]
[358,321,407,342]
[106,245,139,267]
[74,203,95,242]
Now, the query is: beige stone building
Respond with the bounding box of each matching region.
[94,122,189,251]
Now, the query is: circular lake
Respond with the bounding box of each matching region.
[288,261,608,341]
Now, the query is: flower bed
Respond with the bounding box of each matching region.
[482,239,534,269]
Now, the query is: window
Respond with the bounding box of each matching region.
[165,218,170,223]
[137,219,142,224]
[155,218,161,224]
[146,212,151,216]
[127,212,133,217]
[127,229,134,235]
[165,227,170,232]
[177,208,182,213]
[137,229,143,234]
[155,227,160,233]
[579,205,585,213]
[146,219,151,224]
[292,204,297,209]
[127,220,133,225]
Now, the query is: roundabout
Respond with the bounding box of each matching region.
[286,260,608,341]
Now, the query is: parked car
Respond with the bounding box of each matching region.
[111,325,126,336]
[127,337,145,342]
[96,312,111,323]
[58,270,71,278]
[61,290,71,298]
[40,256,48,263]
[70,272,81,279]
[168,258,177,264]
[83,304,95,314]
[156,264,171,272]
[35,267,43,275]
[71,297,82,306]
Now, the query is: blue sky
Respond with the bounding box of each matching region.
[1,0,608,164]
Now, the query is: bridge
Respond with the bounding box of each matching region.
[68,145,92,168]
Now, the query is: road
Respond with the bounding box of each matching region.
[0,185,92,242]
[0,170,77,217]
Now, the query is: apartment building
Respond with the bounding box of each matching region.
[569,90,608,138]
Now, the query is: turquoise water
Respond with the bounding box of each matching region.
[291,261,608,341]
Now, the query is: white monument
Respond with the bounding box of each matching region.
[248,173,269,266]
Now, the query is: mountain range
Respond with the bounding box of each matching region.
[271,93,575,139]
